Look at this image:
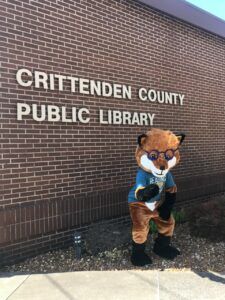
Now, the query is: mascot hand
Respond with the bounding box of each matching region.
[158,192,176,220]
[136,184,159,202]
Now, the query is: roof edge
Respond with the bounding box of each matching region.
[138,0,225,39]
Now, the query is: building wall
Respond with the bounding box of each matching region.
[1,0,225,264]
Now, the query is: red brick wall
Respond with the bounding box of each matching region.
[1,0,225,264]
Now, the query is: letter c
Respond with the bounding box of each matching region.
[16,68,32,87]
[138,88,147,101]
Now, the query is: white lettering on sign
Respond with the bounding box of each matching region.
[78,108,90,123]
[17,103,90,123]
[17,103,155,126]
[138,88,184,105]
[16,68,185,106]
[16,69,32,87]
[15,67,186,126]
[34,71,48,89]
[99,110,155,126]
[16,68,132,100]
[17,103,31,119]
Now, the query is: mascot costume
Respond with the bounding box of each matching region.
[128,128,185,266]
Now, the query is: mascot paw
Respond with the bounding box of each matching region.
[131,251,152,266]
[137,184,159,202]
[153,235,181,260]
[131,241,152,266]
[153,244,180,260]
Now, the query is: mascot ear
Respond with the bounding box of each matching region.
[176,133,185,145]
[137,133,147,147]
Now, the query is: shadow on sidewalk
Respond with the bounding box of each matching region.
[45,274,78,300]
[193,271,225,285]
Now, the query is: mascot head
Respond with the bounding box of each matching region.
[136,128,185,178]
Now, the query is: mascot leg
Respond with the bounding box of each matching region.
[153,214,181,260]
[129,202,152,266]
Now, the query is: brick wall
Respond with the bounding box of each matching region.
[1,0,225,265]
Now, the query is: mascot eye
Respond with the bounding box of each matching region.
[165,149,175,161]
[147,150,159,161]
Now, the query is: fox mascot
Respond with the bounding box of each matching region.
[128,128,185,266]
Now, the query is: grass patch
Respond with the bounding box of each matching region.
[172,210,186,224]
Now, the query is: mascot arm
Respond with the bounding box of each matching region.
[134,169,159,202]
[135,185,159,202]
[158,172,177,220]
[158,187,177,220]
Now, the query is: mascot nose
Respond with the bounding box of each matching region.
[160,166,165,171]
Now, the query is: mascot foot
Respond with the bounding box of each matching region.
[153,234,181,260]
[131,241,152,266]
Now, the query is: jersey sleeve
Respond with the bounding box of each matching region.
[165,172,176,189]
[134,169,147,199]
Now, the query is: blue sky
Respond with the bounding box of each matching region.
[185,0,225,21]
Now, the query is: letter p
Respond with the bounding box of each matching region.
[17,103,31,120]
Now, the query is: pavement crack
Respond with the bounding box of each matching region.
[6,274,30,300]
[156,271,160,300]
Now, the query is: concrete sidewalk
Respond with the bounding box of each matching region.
[1,270,225,300]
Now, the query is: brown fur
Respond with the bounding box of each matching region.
[129,202,175,243]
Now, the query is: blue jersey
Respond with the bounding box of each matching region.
[128,168,175,203]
